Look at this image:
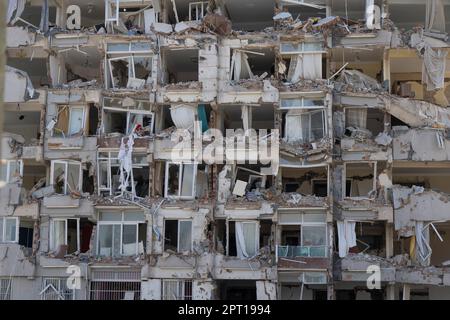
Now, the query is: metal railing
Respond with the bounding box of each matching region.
[276,245,327,262]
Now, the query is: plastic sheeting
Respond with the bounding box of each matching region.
[5,65,38,101]
[413,32,448,91]
[337,220,356,258]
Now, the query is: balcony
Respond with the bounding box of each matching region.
[276,245,329,271]
[277,245,327,259]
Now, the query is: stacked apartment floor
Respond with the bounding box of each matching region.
[2,0,450,300]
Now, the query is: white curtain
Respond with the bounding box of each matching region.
[235,222,258,259]
[180,164,195,197]
[425,0,446,33]
[291,53,322,82]
[241,105,250,131]
[7,0,25,25]
[285,110,310,143]
[6,0,18,24]
[52,220,65,250]
[346,108,367,129]
[178,220,192,252]
[415,221,431,265]
[303,53,322,80]
[337,220,356,258]
[163,281,179,300]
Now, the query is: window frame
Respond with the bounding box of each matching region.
[177,219,193,253]
[102,106,155,136]
[164,162,197,199]
[106,52,154,89]
[225,220,260,257]
[284,109,327,143]
[51,105,86,138]
[280,96,326,110]
[343,161,377,199]
[96,211,145,257]
[280,42,325,55]
[0,217,19,243]
[162,279,193,300]
[41,277,75,300]
[0,159,23,183]
[163,219,193,253]
[97,152,149,196]
[0,278,12,300]
[189,2,208,21]
[50,160,83,195]
[277,211,328,257]
[49,218,80,253]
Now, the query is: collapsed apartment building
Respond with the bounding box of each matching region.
[1,0,450,300]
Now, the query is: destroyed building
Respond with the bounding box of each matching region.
[1,0,450,300]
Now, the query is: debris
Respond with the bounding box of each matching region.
[374,132,393,146]
[232,180,247,197]
[273,12,293,21]
[202,13,232,36]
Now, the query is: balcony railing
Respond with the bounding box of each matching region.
[276,245,327,261]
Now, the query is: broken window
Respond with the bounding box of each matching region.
[0,217,19,243]
[231,165,273,197]
[98,152,149,197]
[102,97,154,136]
[7,57,51,88]
[344,162,376,198]
[281,1,326,21]
[51,105,85,138]
[0,279,12,300]
[164,162,197,199]
[105,0,158,34]
[18,220,34,250]
[230,49,274,81]
[162,280,193,300]
[225,221,259,259]
[106,43,154,89]
[50,160,82,195]
[50,218,77,254]
[344,107,384,138]
[220,104,274,132]
[97,211,146,257]
[4,110,41,144]
[164,219,193,253]
[277,211,327,258]
[49,218,93,255]
[41,277,75,301]
[280,42,324,82]
[0,159,23,183]
[331,0,382,27]
[163,49,199,84]
[281,167,328,196]
[337,221,386,258]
